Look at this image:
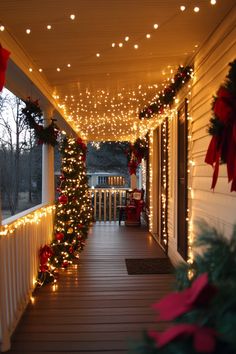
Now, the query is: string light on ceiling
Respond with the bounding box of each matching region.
[210,0,217,4]
[194,6,200,12]
[0,25,5,31]
[47,25,52,30]
[180,5,186,11]
[70,14,76,20]
[26,28,31,34]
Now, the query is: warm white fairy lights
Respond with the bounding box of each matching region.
[0,205,55,236]
[0,25,5,31]
[160,119,168,247]
[149,130,154,233]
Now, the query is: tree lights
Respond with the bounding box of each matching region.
[37,137,93,285]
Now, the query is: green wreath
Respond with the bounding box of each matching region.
[22,97,59,146]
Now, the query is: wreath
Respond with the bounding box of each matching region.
[205,59,236,192]
[126,138,149,175]
[22,97,59,146]
[139,65,193,119]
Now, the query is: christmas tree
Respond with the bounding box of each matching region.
[38,137,93,284]
[131,223,236,354]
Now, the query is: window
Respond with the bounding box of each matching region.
[0,88,42,219]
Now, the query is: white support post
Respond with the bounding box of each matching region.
[130,174,137,190]
[42,106,55,204]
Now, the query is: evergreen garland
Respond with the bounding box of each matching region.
[207,60,236,150]
[130,223,236,354]
[139,65,193,119]
[205,59,236,191]
[21,97,59,146]
[37,137,93,285]
[126,138,149,175]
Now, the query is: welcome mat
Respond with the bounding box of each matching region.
[125,258,174,275]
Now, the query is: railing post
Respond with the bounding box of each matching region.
[0,236,11,352]
[42,106,55,204]
[130,174,137,189]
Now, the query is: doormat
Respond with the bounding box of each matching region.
[125,258,174,275]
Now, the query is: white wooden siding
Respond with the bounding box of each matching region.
[167,6,236,264]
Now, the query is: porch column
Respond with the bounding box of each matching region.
[42,106,55,204]
[130,174,137,190]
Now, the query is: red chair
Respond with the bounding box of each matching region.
[125,189,144,226]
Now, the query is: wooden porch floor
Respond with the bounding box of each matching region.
[7,223,175,354]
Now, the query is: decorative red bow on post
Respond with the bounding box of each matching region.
[0,44,10,92]
[205,60,236,192]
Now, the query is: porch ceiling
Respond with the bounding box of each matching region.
[0,0,235,141]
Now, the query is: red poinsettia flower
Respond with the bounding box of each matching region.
[149,324,217,353]
[152,273,217,321]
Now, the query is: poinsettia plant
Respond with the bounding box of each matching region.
[131,223,236,354]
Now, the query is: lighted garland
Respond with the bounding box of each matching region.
[37,137,93,285]
[139,65,193,119]
[21,97,59,146]
[205,59,236,192]
[126,138,149,175]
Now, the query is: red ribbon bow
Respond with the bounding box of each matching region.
[152,273,216,321]
[0,44,10,92]
[205,86,236,191]
[149,324,217,353]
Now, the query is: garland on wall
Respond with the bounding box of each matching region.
[21,97,59,146]
[139,65,193,120]
[37,137,93,285]
[132,223,236,354]
[126,138,149,175]
[0,44,10,92]
[205,59,236,192]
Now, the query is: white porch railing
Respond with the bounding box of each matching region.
[89,188,129,222]
[0,204,55,352]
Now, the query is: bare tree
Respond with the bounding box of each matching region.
[0,89,29,214]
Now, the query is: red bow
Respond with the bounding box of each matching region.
[128,160,138,175]
[205,86,236,191]
[149,324,217,353]
[0,44,10,91]
[152,273,216,321]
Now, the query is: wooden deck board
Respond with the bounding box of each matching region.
[7,223,174,353]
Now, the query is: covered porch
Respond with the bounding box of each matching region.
[1,1,236,352]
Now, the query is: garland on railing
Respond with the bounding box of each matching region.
[126,138,149,175]
[139,65,193,119]
[0,44,10,92]
[21,97,59,146]
[205,59,236,192]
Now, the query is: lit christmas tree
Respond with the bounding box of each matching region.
[38,137,93,284]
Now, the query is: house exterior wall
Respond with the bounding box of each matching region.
[167,7,236,265]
